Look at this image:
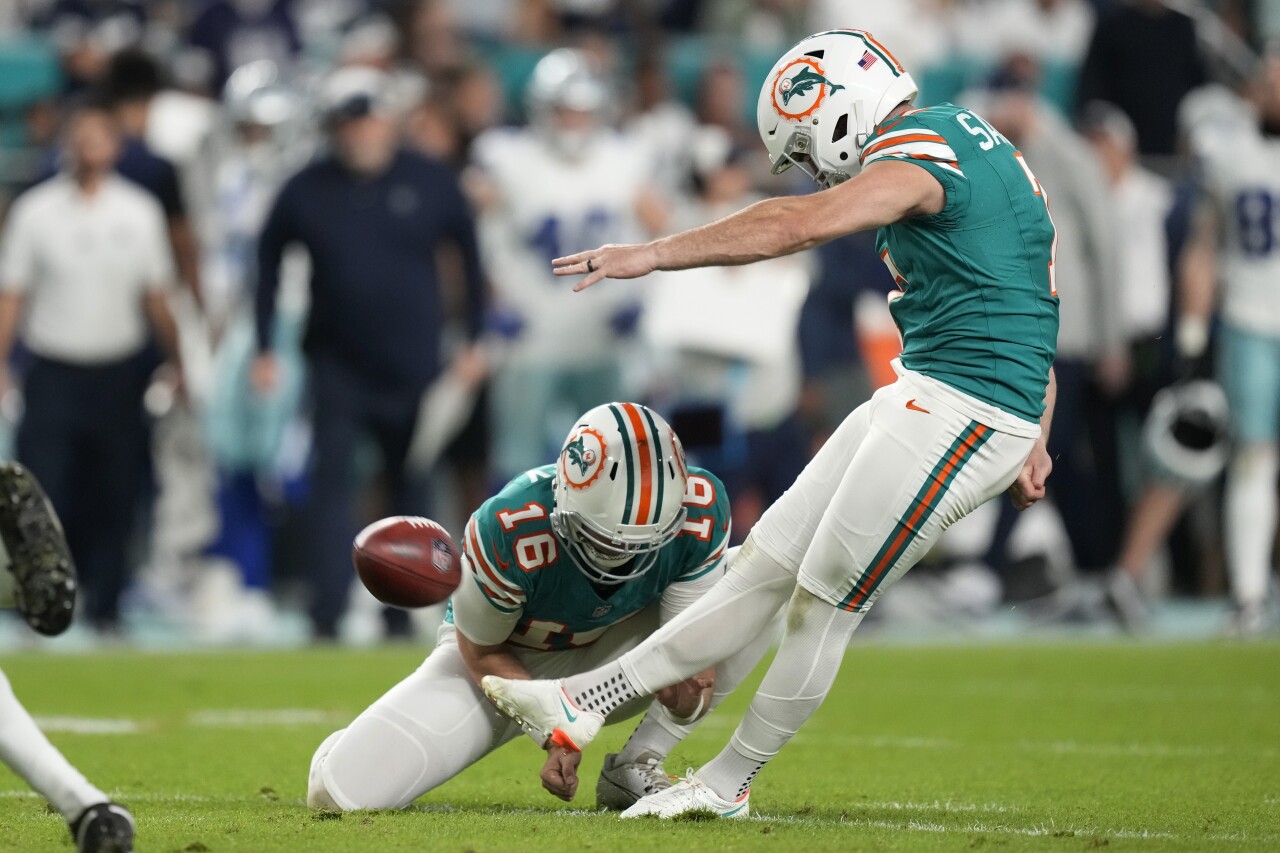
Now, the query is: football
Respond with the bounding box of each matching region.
[352,516,462,608]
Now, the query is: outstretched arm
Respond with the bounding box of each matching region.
[553,160,945,290]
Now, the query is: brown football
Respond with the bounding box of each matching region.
[352,516,463,608]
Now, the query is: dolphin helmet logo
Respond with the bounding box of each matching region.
[560,427,607,490]
[771,58,844,121]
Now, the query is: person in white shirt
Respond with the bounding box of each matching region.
[0,97,182,633]
[469,49,663,479]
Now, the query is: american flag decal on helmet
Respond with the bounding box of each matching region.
[858,50,878,70]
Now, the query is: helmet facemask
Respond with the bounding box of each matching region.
[550,504,686,585]
[769,124,854,189]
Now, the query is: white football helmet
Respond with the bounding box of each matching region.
[551,403,688,585]
[1143,381,1231,488]
[526,48,610,160]
[757,29,918,188]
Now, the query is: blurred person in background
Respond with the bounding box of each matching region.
[693,59,757,156]
[1076,100,1185,628]
[981,58,1127,577]
[34,0,149,93]
[34,52,192,279]
[187,0,302,93]
[98,49,204,307]
[701,0,812,53]
[470,48,663,479]
[406,0,468,80]
[0,97,182,634]
[195,60,311,642]
[642,129,810,537]
[807,0,950,73]
[794,231,882,450]
[1081,100,1174,427]
[1077,0,1207,163]
[403,63,506,556]
[1161,53,1280,634]
[625,54,699,199]
[981,0,1096,66]
[252,67,485,640]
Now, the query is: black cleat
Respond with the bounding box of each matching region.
[0,462,77,636]
[70,802,134,853]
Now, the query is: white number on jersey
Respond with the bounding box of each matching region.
[497,502,547,532]
[957,111,1009,151]
[514,532,558,572]
[683,475,716,508]
[529,208,616,264]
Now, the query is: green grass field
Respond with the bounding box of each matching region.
[1,641,1277,852]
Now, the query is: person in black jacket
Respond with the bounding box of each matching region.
[1076,0,1207,161]
[252,67,485,639]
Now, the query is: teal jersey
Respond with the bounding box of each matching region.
[445,464,730,650]
[861,103,1059,423]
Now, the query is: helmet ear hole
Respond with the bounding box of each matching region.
[832,113,849,143]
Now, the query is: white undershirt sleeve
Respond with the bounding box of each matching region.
[451,556,524,647]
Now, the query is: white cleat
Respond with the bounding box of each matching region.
[481,676,604,751]
[596,750,674,811]
[619,770,750,820]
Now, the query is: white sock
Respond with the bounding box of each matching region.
[615,599,782,765]
[564,536,796,715]
[615,705,683,764]
[699,586,865,800]
[1224,443,1279,608]
[0,669,107,821]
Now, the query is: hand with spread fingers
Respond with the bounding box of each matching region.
[552,244,656,291]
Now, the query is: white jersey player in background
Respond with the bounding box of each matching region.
[1180,54,1280,635]
[468,49,666,478]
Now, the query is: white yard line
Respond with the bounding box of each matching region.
[31,716,143,735]
[26,708,346,734]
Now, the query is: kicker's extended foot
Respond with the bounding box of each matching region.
[481,676,604,751]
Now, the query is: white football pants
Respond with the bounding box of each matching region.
[757,361,1039,610]
[620,362,1039,695]
[308,604,773,810]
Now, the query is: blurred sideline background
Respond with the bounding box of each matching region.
[0,0,1276,649]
